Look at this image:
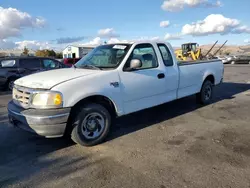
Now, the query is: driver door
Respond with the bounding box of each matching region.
[119,43,167,114]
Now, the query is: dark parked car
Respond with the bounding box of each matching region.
[0,56,69,90]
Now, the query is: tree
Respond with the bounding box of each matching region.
[47,49,56,57]
[35,49,57,57]
[0,52,6,57]
[56,52,63,58]
[35,50,48,57]
[22,47,29,55]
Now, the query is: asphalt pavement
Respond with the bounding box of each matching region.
[1,65,250,188]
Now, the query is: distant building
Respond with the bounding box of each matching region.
[62,45,96,59]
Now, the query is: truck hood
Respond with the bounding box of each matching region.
[15,68,99,89]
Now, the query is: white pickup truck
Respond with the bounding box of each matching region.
[8,41,224,146]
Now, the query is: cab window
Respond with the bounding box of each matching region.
[0,59,16,67]
[42,59,59,69]
[124,43,158,70]
[157,44,174,66]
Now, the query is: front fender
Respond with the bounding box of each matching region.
[68,92,123,116]
[51,71,124,116]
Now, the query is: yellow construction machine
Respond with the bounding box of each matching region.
[175,40,228,61]
[175,43,201,61]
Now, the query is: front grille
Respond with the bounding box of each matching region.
[13,86,32,108]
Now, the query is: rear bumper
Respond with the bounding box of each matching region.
[8,101,71,138]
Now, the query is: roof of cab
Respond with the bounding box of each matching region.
[103,40,169,45]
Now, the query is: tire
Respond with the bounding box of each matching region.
[6,79,15,91]
[196,80,213,105]
[70,103,111,146]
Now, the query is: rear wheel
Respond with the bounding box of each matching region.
[196,80,213,105]
[70,103,111,146]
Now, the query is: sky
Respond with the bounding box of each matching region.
[0,0,250,50]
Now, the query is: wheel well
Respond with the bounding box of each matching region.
[64,95,117,136]
[7,76,17,82]
[204,75,215,85]
[71,95,117,118]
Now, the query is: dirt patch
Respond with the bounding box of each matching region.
[195,136,206,140]
[218,129,250,157]
[167,135,186,146]
[186,140,245,167]
[168,140,184,146]
[185,128,250,168]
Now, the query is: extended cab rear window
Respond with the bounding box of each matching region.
[157,44,174,66]
[0,59,16,67]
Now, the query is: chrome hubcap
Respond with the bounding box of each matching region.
[81,112,105,139]
[204,85,212,100]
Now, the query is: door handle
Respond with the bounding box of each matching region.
[157,73,165,79]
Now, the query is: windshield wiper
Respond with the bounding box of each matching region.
[79,64,102,70]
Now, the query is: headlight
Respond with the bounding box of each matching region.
[31,92,63,108]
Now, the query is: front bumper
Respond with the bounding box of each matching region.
[8,100,71,138]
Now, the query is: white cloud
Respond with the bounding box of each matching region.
[232,25,250,34]
[82,37,102,46]
[161,0,221,12]
[132,36,161,42]
[244,39,250,43]
[107,38,122,43]
[0,39,16,49]
[81,37,124,46]
[98,28,119,38]
[81,36,161,46]
[15,40,50,50]
[164,33,182,40]
[0,39,52,50]
[107,37,160,43]
[0,7,46,39]
[150,36,161,41]
[181,14,250,36]
[160,20,170,28]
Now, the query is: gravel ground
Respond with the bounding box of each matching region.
[0,65,250,188]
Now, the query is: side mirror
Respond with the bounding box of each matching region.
[129,59,142,70]
[18,68,25,73]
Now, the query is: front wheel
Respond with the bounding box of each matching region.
[196,80,214,105]
[70,103,111,146]
[7,79,15,91]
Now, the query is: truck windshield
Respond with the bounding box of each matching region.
[75,44,131,69]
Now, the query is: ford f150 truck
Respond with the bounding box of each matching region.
[8,41,224,146]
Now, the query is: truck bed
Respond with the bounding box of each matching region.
[177,59,223,99]
[178,59,221,66]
